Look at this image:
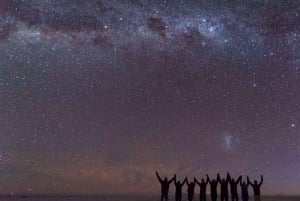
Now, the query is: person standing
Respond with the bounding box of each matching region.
[186,178,196,201]
[207,175,218,201]
[156,171,176,201]
[174,175,187,201]
[240,179,249,201]
[194,175,209,201]
[217,173,230,201]
[227,173,242,201]
[247,175,263,201]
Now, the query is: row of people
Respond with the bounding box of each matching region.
[156,172,263,201]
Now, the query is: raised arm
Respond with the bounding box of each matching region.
[227,172,231,182]
[174,175,177,185]
[207,175,211,184]
[181,177,187,187]
[217,173,221,183]
[259,175,263,186]
[247,176,254,187]
[194,177,200,185]
[169,174,176,184]
[206,175,209,185]
[156,171,162,183]
[236,175,242,184]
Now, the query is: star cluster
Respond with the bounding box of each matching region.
[0,0,300,196]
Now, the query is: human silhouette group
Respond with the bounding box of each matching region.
[156,172,263,201]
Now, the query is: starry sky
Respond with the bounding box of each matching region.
[0,0,300,196]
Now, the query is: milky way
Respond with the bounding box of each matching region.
[0,0,300,196]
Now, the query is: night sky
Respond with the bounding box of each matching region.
[0,0,300,196]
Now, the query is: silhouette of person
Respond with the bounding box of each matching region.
[240,179,249,201]
[217,173,230,201]
[156,171,176,201]
[194,175,209,201]
[207,175,218,201]
[247,175,263,201]
[174,175,187,201]
[227,173,242,201]
[186,178,196,201]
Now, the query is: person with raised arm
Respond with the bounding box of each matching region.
[240,178,250,201]
[217,173,230,201]
[247,175,263,201]
[156,171,176,201]
[227,173,242,201]
[186,177,196,201]
[174,175,187,201]
[207,174,218,201]
[194,175,209,201]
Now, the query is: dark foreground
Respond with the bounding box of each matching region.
[0,195,298,201]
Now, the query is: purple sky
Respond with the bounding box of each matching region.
[0,0,300,196]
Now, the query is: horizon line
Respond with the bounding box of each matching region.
[2,193,300,197]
